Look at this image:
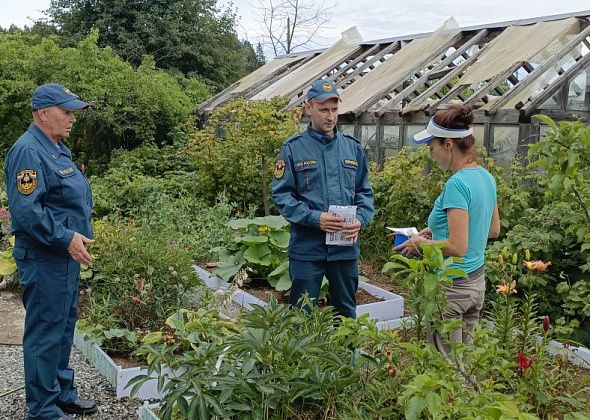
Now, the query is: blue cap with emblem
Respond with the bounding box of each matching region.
[306,79,341,103]
[31,83,90,111]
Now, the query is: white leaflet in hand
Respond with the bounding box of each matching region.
[326,205,357,246]
[386,227,419,236]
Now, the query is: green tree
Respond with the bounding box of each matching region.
[45,0,256,88]
[184,98,302,214]
[0,30,206,166]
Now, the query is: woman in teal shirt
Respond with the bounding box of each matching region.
[395,105,500,352]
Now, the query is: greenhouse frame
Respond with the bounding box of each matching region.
[200,10,590,165]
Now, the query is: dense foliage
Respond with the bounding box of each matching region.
[486,117,590,346]
[0,30,208,165]
[129,245,589,419]
[184,98,302,213]
[44,0,262,87]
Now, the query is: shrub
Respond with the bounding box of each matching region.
[184,98,302,213]
[0,30,206,165]
[78,219,201,354]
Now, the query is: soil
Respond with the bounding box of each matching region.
[241,277,385,306]
[358,259,410,301]
[110,354,144,369]
[0,284,25,345]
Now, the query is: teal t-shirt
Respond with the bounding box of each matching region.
[427,167,497,275]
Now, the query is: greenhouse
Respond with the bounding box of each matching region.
[201,10,590,165]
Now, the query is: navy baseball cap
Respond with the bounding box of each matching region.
[31,83,90,111]
[306,79,341,103]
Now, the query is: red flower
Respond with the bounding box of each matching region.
[517,352,536,371]
[543,315,550,333]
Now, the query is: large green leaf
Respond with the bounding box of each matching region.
[0,258,17,276]
[269,260,289,277]
[229,218,250,230]
[240,234,268,245]
[243,244,272,266]
[252,215,289,230]
[274,272,292,291]
[213,261,243,281]
[268,230,289,248]
[533,114,558,132]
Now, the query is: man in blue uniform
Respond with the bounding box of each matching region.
[6,83,97,420]
[272,79,374,318]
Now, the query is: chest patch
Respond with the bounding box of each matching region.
[58,167,75,176]
[294,160,318,170]
[343,159,358,168]
[16,170,37,195]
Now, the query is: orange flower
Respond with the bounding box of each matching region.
[524,260,551,272]
[495,280,517,296]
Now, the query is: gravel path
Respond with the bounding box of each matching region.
[0,344,148,420]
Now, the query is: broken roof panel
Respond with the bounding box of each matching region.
[252,27,363,100]
[338,18,461,115]
[460,18,580,85]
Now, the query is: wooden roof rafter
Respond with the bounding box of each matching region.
[336,41,402,89]
[485,23,590,115]
[278,46,364,108]
[286,44,383,109]
[199,53,316,113]
[352,32,466,117]
[520,51,590,116]
[377,29,489,116]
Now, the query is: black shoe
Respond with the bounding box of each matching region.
[57,397,98,415]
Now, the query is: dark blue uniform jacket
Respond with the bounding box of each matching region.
[272,126,374,261]
[5,123,93,253]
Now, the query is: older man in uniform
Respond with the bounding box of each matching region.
[272,79,374,318]
[6,83,97,420]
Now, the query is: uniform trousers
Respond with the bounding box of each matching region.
[288,258,358,319]
[14,245,80,420]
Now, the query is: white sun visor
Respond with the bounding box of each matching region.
[413,117,473,144]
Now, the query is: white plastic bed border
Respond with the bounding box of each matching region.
[73,330,177,400]
[193,264,405,328]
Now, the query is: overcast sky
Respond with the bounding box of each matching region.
[1,0,588,57]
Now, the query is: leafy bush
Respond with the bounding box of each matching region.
[362,147,447,260]
[214,215,291,291]
[0,30,207,164]
[78,219,201,354]
[130,295,590,419]
[486,117,590,346]
[184,98,302,213]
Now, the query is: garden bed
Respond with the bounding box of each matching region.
[73,330,175,400]
[194,264,405,326]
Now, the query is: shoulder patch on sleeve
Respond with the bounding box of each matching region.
[16,170,37,195]
[274,159,286,179]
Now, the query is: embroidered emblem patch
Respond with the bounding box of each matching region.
[58,167,75,176]
[322,82,333,92]
[63,87,78,98]
[274,159,286,179]
[343,159,358,168]
[16,170,37,195]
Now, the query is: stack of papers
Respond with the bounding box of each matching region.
[326,205,357,246]
[386,227,419,237]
